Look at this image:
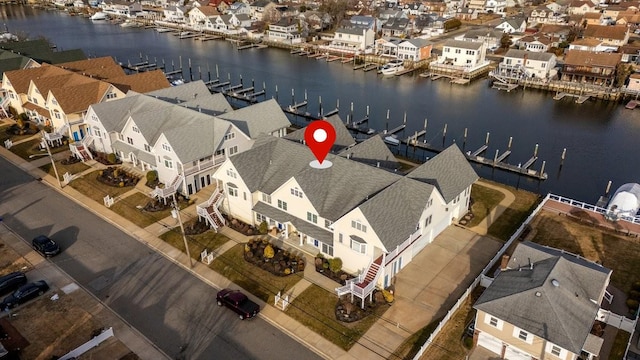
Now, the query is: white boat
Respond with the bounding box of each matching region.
[90,11,107,21]
[605,183,640,221]
[383,135,400,146]
[156,27,173,33]
[179,31,190,37]
[120,20,140,28]
[380,59,405,76]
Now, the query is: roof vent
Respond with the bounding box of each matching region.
[551,279,560,287]
[535,291,541,297]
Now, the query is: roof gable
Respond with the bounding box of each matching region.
[284,115,355,152]
[218,98,290,138]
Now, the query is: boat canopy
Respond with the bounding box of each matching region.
[605,183,640,221]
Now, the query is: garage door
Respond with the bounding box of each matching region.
[504,346,531,360]
[432,216,449,238]
[412,229,432,256]
[477,332,503,356]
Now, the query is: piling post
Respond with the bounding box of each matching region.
[540,161,546,178]
[291,88,295,106]
[215,64,219,79]
[240,74,243,86]
[275,84,278,102]
[162,58,166,71]
[403,112,407,138]
[385,109,390,133]
[304,89,308,102]
[349,102,354,124]
[508,136,513,150]
[605,181,612,196]
[207,63,211,82]
[560,148,566,164]
[171,59,175,72]
[463,127,468,151]
[252,78,255,89]
[179,56,182,72]
[534,143,539,157]
[494,149,499,165]
[262,81,266,92]
[366,105,370,118]
[188,58,192,81]
[319,95,323,117]
[198,66,201,80]
[443,124,447,147]
[485,132,490,145]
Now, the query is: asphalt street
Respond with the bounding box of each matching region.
[0,156,321,360]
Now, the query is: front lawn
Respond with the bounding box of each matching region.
[609,330,631,360]
[9,139,68,161]
[109,192,180,229]
[285,284,390,351]
[160,226,230,260]
[69,170,133,203]
[487,183,540,241]
[210,243,303,304]
[530,210,640,293]
[466,183,506,228]
[40,161,90,180]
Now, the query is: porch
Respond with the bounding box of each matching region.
[112,140,156,171]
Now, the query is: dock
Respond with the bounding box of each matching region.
[492,82,519,92]
[385,124,406,135]
[626,100,638,109]
[554,92,591,104]
[471,144,488,157]
[363,64,379,72]
[395,68,416,76]
[353,63,366,70]
[326,55,341,62]
[351,116,369,127]
[198,35,221,41]
[341,57,354,64]
[522,156,537,169]
[494,150,511,163]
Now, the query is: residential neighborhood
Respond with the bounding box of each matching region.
[0,0,639,359]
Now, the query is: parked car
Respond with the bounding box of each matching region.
[216,289,260,320]
[0,280,49,310]
[0,272,27,296]
[32,235,61,257]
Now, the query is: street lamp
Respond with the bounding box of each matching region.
[29,135,62,188]
[171,193,193,268]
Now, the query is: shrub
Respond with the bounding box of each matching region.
[284,268,291,275]
[444,18,461,31]
[264,244,275,259]
[244,244,250,252]
[258,221,268,234]
[113,169,119,177]
[18,113,28,123]
[146,170,158,184]
[382,289,394,303]
[107,153,117,164]
[15,118,24,129]
[629,290,640,301]
[322,262,329,269]
[632,282,640,292]
[119,181,124,187]
[626,299,639,311]
[463,337,474,349]
[328,257,343,273]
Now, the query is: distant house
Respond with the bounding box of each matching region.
[569,38,603,52]
[249,0,276,21]
[227,2,251,16]
[582,12,603,26]
[499,49,557,79]
[517,34,557,52]
[567,0,597,15]
[349,15,377,30]
[539,24,571,41]
[474,242,613,360]
[626,73,640,92]
[328,27,375,53]
[381,17,411,38]
[561,49,623,86]
[495,17,527,33]
[456,29,504,49]
[266,16,302,43]
[528,5,567,25]
[457,8,479,21]
[187,5,221,31]
[397,38,432,61]
[620,44,640,63]
[163,6,187,22]
[583,24,629,48]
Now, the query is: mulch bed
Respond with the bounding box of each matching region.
[244,237,306,276]
[315,256,355,285]
[96,167,139,187]
[335,290,389,323]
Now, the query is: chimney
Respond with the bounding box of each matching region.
[500,254,510,270]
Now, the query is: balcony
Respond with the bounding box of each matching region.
[182,155,226,177]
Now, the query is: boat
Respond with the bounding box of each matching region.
[380,59,405,76]
[179,31,190,37]
[605,183,640,221]
[120,20,140,28]
[383,135,400,146]
[156,27,173,33]
[625,100,638,109]
[90,11,107,21]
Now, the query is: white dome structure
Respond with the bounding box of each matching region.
[605,183,640,221]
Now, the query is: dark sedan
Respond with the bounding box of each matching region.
[32,235,61,257]
[1,280,49,310]
[0,272,27,296]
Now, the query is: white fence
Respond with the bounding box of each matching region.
[200,249,214,265]
[59,327,114,360]
[598,309,637,333]
[548,193,640,225]
[411,193,550,360]
[274,291,289,311]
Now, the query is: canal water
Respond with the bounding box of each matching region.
[1,5,638,203]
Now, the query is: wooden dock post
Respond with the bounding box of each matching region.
[540,161,546,178]
[463,128,467,151]
[188,58,193,81]
[240,74,243,86]
[508,136,513,150]
[403,112,407,139]
[494,149,499,165]
[534,143,539,157]
[349,102,354,124]
[305,89,308,102]
[198,65,201,80]
[275,84,278,102]
[442,124,447,147]
[291,88,295,106]
[605,180,612,196]
[560,148,566,165]
[216,64,219,79]
[385,109,390,133]
[207,63,211,82]
[485,132,490,145]
[319,95,323,117]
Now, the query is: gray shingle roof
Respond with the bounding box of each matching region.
[443,39,484,50]
[407,144,478,203]
[145,80,214,102]
[401,38,431,48]
[230,136,401,221]
[504,49,555,62]
[338,135,398,169]
[218,98,290,138]
[284,114,355,152]
[90,95,169,133]
[359,177,434,250]
[474,242,611,354]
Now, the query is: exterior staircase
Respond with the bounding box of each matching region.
[69,134,94,161]
[150,174,182,201]
[336,255,383,308]
[196,187,226,231]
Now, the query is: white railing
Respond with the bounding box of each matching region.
[411,193,550,360]
[183,155,226,177]
[336,262,381,299]
[196,187,225,230]
[548,193,640,225]
[151,175,181,199]
[385,228,420,265]
[598,309,637,333]
[44,131,63,142]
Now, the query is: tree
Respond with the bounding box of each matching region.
[444,18,462,31]
[500,33,512,49]
[615,63,632,88]
[319,0,351,29]
[328,257,343,273]
[258,221,268,234]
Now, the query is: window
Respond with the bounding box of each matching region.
[243,192,247,200]
[351,220,367,233]
[226,169,237,179]
[512,327,532,343]
[322,243,333,256]
[51,98,58,105]
[132,126,139,133]
[277,199,287,211]
[262,193,271,204]
[54,112,61,119]
[541,63,546,68]
[144,144,151,152]
[550,345,561,356]
[455,49,461,54]
[164,159,173,169]
[506,59,512,65]
[224,132,235,140]
[127,137,133,145]
[215,149,225,156]
[518,330,528,341]
[256,213,266,223]
[425,215,432,228]
[338,233,343,243]
[162,143,171,152]
[325,219,332,229]
[229,146,238,155]
[489,317,498,327]
[426,198,433,209]
[350,237,366,254]
[307,212,317,224]
[291,187,303,198]
[228,187,238,197]
[106,92,117,99]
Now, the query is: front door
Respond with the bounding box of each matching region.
[79,128,84,138]
[73,131,79,141]
[201,176,205,188]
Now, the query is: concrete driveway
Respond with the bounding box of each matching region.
[347,226,502,359]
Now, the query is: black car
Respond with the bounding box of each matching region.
[0,272,27,296]
[0,280,49,310]
[32,235,60,257]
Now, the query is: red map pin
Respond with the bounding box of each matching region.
[304,120,336,168]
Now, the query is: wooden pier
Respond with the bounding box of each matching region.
[554,92,592,104]
[385,124,406,135]
[363,64,379,72]
[471,144,488,157]
[626,100,638,109]
[395,68,416,76]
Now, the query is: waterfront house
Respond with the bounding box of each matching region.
[266,17,303,44]
[212,136,477,304]
[375,37,402,57]
[473,242,612,360]
[561,50,623,86]
[497,49,557,80]
[163,6,187,23]
[397,39,432,61]
[209,13,252,34]
[626,73,640,92]
[436,40,488,71]
[516,34,557,52]
[348,15,378,31]
[495,17,527,33]
[567,0,597,15]
[328,27,375,53]
[582,24,629,49]
[187,5,221,31]
[528,5,567,25]
[381,17,411,38]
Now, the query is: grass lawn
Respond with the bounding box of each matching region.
[0,124,38,145]
[210,243,303,304]
[40,161,90,180]
[609,330,631,360]
[285,284,390,351]
[394,287,483,359]
[486,182,541,241]
[530,210,640,293]
[69,170,134,203]
[9,138,69,161]
[109,192,180,228]
[160,227,230,260]
[466,183,505,228]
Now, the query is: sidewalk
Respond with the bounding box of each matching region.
[0,145,355,360]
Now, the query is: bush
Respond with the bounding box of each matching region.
[146,170,158,184]
[463,337,474,349]
[263,244,274,259]
[328,257,343,273]
[629,290,640,301]
[626,299,639,311]
[258,221,268,234]
[444,18,462,31]
[632,282,640,292]
[107,153,117,164]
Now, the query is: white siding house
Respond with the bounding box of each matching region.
[500,49,557,79]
